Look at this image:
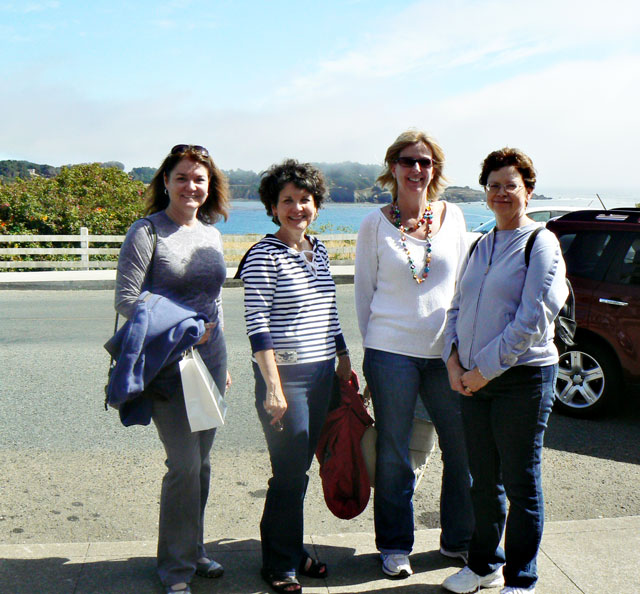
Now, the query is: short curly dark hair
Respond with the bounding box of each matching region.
[259,159,328,224]
[479,147,536,190]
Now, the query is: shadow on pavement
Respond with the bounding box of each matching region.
[545,389,640,464]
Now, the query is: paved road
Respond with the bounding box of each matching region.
[1,288,639,547]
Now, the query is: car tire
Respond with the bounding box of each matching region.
[554,338,621,418]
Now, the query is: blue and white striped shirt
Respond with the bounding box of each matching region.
[237,234,346,365]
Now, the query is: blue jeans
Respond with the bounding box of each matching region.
[363,348,474,554]
[253,358,334,575]
[461,364,556,590]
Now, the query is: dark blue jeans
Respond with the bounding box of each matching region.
[363,348,474,554]
[462,364,556,590]
[253,359,334,576]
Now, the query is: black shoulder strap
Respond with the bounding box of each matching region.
[112,218,157,334]
[141,217,158,289]
[468,227,495,260]
[234,241,260,279]
[468,235,482,259]
[524,226,544,268]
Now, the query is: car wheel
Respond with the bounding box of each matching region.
[554,338,621,418]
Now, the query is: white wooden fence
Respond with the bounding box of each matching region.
[0,228,358,270]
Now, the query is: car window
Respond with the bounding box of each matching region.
[529,211,551,222]
[615,235,640,286]
[558,231,613,281]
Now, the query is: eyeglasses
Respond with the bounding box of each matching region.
[485,183,523,194]
[170,144,210,157]
[394,157,434,169]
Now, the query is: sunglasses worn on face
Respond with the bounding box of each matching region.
[395,157,434,169]
[170,144,210,158]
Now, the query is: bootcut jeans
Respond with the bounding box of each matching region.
[152,327,227,588]
[253,358,335,576]
[363,348,474,555]
[461,364,556,590]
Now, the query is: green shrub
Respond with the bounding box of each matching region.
[0,164,146,235]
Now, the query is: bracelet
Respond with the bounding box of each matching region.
[336,348,349,357]
[476,367,488,381]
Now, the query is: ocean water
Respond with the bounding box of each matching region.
[216,201,492,235]
[216,195,639,236]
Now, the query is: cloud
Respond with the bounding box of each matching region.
[268,0,640,106]
[427,55,640,190]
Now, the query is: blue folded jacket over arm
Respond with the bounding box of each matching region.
[104,292,207,426]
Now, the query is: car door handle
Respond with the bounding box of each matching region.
[599,298,629,306]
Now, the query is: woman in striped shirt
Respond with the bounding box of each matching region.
[236,159,351,594]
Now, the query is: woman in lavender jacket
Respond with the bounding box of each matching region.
[441,148,568,594]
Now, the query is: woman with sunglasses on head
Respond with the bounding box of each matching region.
[441,148,568,594]
[354,130,474,579]
[115,144,231,594]
[235,159,351,594]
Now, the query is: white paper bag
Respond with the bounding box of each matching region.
[179,347,227,432]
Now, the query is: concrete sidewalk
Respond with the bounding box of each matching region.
[1,517,638,593]
[0,267,356,290]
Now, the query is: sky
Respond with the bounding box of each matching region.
[1,0,640,199]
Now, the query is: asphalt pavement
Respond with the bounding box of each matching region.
[1,270,639,593]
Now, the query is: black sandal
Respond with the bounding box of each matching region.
[261,568,302,593]
[298,556,328,578]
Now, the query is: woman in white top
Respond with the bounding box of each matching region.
[355,130,474,579]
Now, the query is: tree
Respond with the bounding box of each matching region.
[130,167,157,184]
[100,161,125,171]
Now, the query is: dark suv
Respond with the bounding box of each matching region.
[546,209,640,417]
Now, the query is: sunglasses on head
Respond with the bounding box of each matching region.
[170,144,210,157]
[394,156,434,169]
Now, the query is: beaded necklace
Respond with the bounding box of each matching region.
[390,200,433,284]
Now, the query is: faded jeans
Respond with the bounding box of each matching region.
[152,327,227,587]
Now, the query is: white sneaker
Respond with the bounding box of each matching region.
[500,587,535,593]
[442,566,504,593]
[440,546,469,564]
[380,553,413,578]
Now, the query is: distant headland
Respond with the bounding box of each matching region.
[0,159,552,203]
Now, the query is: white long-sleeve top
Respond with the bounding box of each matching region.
[442,224,569,380]
[354,202,468,358]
